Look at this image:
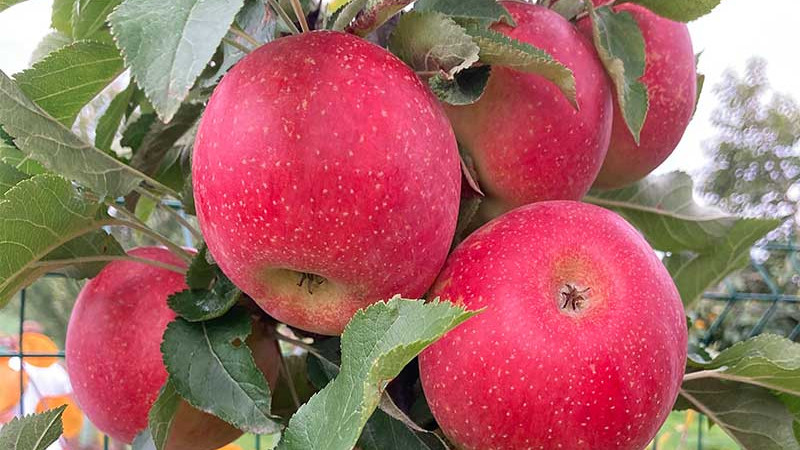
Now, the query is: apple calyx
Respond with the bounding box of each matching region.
[559,283,591,313]
[297,272,327,295]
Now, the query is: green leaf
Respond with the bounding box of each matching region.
[0,175,118,307]
[134,194,157,222]
[0,146,45,176]
[185,245,214,289]
[0,405,66,450]
[332,0,366,31]
[664,218,779,306]
[148,381,181,450]
[14,41,124,126]
[0,160,28,195]
[347,0,414,37]
[277,297,478,450]
[389,11,479,77]
[463,23,576,107]
[694,71,705,119]
[167,277,240,322]
[358,409,438,450]
[587,4,648,143]
[127,103,203,180]
[0,69,166,198]
[687,334,800,396]
[42,230,124,279]
[95,82,134,152]
[121,112,157,151]
[619,0,722,22]
[30,32,74,65]
[584,172,735,253]
[52,0,76,34]
[0,0,28,13]
[428,64,490,106]
[72,0,123,39]
[551,0,585,20]
[0,126,45,175]
[678,379,800,450]
[161,307,280,434]
[202,0,277,87]
[109,0,246,122]
[413,0,514,26]
[778,394,800,443]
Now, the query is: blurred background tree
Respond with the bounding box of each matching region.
[701,57,800,220]
[694,58,800,349]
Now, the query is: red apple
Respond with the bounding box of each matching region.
[65,247,280,447]
[444,2,612,210]
[419,202,687,450]
[579,3,696,189]
[192,31,461,335]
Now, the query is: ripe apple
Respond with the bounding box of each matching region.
[192,31,461,335]
[419,201,687,450]
[579,3,696,189]
[65,247,280,447]
[443,2,612,210]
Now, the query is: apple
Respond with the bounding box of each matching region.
[419,201,687,450]
[192,31,461,335]
[443,2,612,210]
[65,247,280,447]
[579,3,696,189]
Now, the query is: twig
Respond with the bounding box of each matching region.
[289,0,310,32]
[268,0,301,35]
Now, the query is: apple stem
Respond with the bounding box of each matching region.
[229,24,261,48]
[222,37,252,54]
[289,0,310,32]
[111,218,194,263]
[274,333,337,368]
[30,255,188,275]
[278,349,301,409]
[135,188,204,242]
[267,0,301,35]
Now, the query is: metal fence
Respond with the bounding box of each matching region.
[2,241,800,449]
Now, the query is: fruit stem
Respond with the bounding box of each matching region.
[110,217,194,263]
[30,255,188,275]
[267,0,301,35]
[278,349,301,409]
[222,37,252,54]
[229,23,261,48]
[135,188,203,243]
[273,333,338,369]
[289,0,310,32]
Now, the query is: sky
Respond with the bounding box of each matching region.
[0,0,798,177]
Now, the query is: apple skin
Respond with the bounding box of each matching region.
[443,2,612,209]
[193,31,461,335]
[419,202,687,450]
[65,247,280,447]
[579,3,696,189]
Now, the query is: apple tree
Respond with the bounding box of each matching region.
[0,0,798,449]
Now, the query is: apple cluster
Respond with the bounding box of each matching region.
[64,1,692,449]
